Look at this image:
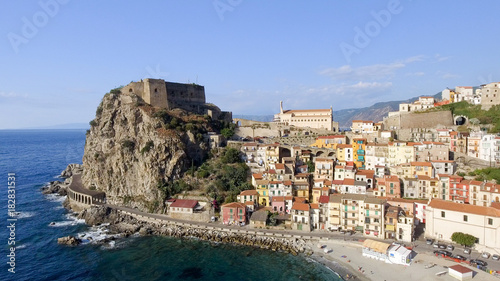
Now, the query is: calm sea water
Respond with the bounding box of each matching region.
[0,130,341,281]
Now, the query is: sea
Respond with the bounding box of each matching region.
[0,130,342,281]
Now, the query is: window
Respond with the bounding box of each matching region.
[463,215,468,222]
[441,211,445,218]
[230,209,233,213]
[488,218,493,225]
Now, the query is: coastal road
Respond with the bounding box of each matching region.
[104,204,500,272]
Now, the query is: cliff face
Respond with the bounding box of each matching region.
[82,90,210,212]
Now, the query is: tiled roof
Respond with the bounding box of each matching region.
[170,199,198,209]
[411,161,432,167]
[318,135,344,139]
[222,202,246,209]
[319,195,329,204]
[292,202,310,211]
[428,199,500,217]
[239,190,259,196]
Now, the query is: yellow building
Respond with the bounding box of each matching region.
[311,135,346,149]
[293,181,311,201]
[336,144,353,162]
[255,180,270,206]
[388,141,415,166]
[410,162,433,177]
[352,138,367,169]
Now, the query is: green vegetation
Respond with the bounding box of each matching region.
[89,120,97,127]
[110,87,123,95]
[457,172,466,177]
[221,127,235,139]
[121,139,135,151]
[468,167,500,182]
[267,212,279,226]
[96,105,103,116]
[429,101,500,133]
[141,141,154,154]
[157,179,194,198]
[221,147,241,164]
[451,232,476,247]
[306,160,315,173]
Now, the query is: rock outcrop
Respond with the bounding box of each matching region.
[82,89,212,212]
[57,236,82,246]
[60,163,83,178]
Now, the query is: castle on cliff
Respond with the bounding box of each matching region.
[122,78,232,121]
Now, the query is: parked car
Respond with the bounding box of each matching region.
[442,250,453,257]
[492,254,499,261]
[453,255,467,261]
[433,243,439,248]
[481,252,491,259]
[426,239,434,245]
[463,248,471,254]
[470,259,487,266]
[438,244,447,249]
[446,245,454,251]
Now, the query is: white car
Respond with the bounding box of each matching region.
[481,252,491,259]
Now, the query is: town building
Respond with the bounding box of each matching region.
[310,135,346,149]
[221,202,247,225]
[425,199,500,252]
[480,82,500,110]
[273,101,338,131]
[291,202,311,231]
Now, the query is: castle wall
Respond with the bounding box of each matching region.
[144,78,168,108]
[165,82,206,113]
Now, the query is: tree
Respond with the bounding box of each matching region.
[451,232,476,247]
[221,127,234,139]
[306,160,315,173]
[221,148,241,164]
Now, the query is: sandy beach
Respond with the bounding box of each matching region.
[308,238,498,281]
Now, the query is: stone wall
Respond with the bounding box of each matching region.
[383,111,453,130]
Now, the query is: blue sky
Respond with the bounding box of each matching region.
[1,0,499,129]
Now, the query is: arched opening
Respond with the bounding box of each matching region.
[316,151,324,157]
[154,88,158,93]
[280,148,291,158]
[129,88,132,92]
[328,152,335,157]
[455,116,466,125]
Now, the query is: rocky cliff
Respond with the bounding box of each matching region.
[82,89,214,212]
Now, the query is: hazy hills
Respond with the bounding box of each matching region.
[235,92,442,129]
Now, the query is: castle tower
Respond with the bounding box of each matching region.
[280,101,283,114]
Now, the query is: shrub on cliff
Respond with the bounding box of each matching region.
[221,148,241,164]
[141,141,154,154]
[121,140,135,151]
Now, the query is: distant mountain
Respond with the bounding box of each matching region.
[233,92,442,128]
[333,92,442,128]
[233,115,274,122]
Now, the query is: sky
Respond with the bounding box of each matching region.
[1,0,500,129]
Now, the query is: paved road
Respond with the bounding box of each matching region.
[104,203,500,271]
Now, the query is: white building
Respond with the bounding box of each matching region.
[274,101,337,131]
[425,199,500,252]
[479,134,497,163]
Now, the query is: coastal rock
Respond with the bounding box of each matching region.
[60,163,83,178]
[81,90,211,212]
[57,236,82,246]
[41,180,68,195]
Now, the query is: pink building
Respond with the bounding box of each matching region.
[271,196,287,213]
[221,202,247,225]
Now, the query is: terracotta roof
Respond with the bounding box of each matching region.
[252,173,263,179]
[318,135,344,139]
[411,161,432,166]
[269,181,282,184]
[310,203,319,209]
[245,201,255,205]
[222,202,246,209]
[267,169,277,174]
[319,195,329,204]
[284,196,293,200]
[239,190,259,196]
[284,180,293,185]
[243,142,258,146]
[275,163,285,169]
[428,199,500,217]
[294,197,307,203]
[282,108,331,114]
[272,196,285,202]
[292,202,310,211]
[332,180,343,185]
[448,264,472,274]
[356,170,375,176]
[343,179,355,185]
[170,199,198,209]
[337,144,352,149]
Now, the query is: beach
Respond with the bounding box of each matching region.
[308,238,498,281]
